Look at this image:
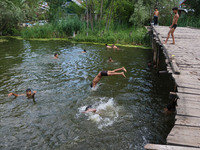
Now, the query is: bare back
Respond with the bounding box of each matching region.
[92,73,102,87]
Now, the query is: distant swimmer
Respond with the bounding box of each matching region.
[82,105,97,113]
[108,57,113,62]
[82,49,87,53]
[54,53,59,59]
[164,99,177,114]
[105,44,112,48]
[112,44,118,49]
[90,67,127,88]
[8,88,36,99]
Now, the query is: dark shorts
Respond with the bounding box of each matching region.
[101,71,108,76]
[172,24,177,29]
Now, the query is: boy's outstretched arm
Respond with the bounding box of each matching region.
[8,92,19,97]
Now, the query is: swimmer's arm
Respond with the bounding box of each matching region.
[32,91,37,97]
[8,93,25,97]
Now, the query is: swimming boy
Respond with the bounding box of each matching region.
[54,53,58,59]
[82,49,87,53]
[153,8,159,26]
[105,44,112,48]
[8,88,36,99]
[163,7,179,44]
[108,57,113,62]
[91,67,127,88]
[82,105,97,113]
[112,44,118,49]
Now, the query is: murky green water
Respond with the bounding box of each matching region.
[0,37,175,149]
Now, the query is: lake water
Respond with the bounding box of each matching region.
[0,38,175,149]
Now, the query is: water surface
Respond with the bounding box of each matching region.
[0,38,175,149]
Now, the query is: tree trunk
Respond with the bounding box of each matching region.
[90,0,94,31]
[100,0,103,21]
[108,0,114,32]
[86,0,89,36]
[105,2,112,31]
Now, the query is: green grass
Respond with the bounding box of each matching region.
[178,15,200,28]
[74,27,149,46]
[21,17,149,46]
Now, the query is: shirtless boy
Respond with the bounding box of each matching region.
[91,67,127,88]
[8,88,36,99]
[163,7,179,44]
[154,8,159,25]
[82,105,97,113]
[105,44,112,48]
[108,57,113,62]
[54,53,59,59]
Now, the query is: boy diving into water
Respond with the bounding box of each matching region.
[163,7,179,44]
[8,88,36,99]
[91,67,127,88]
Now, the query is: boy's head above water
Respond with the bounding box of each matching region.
[26,88,32,96]
[54,53,58,58]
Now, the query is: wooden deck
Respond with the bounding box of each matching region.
[145,26,200,149]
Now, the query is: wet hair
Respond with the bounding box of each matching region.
[172,7,178,11]
[54,53,58,57]
[105,44,108,46]
[108,56,112,59]
[85,105,92,111]
[26,88,31,92]
[155,8,158,10]
[84,49,86,52]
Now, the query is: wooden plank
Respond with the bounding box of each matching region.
[175,115,200,127]
[152,26,200,149]
[167,125,200,147]
[144,144,200,150]
[177,93,200,102]
[176,106,200,118]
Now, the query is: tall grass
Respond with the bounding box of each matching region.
[178,15,200,28]
[21,17,149,45]
[21,16,83,39]
[74,27,149,46]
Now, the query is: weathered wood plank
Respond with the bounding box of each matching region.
[152,26,200,149]
[176,106,200,118]
[175,115,200,127]
[144,144,200,150]
[167,125,200,147]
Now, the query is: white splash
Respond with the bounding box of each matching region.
[78,97,119,129]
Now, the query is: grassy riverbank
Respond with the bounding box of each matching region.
[21,26,149,46]
[20,17,149,46]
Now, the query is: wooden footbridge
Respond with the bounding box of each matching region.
[145,26,200,150]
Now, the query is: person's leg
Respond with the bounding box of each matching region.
[154,16,158,25]
[163,28,173,44]
[111,67,127,72]
[171,29,175,44]
[107,71,126,78]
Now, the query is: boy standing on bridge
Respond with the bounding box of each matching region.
[163,7,179,45]
[153,8,159,26]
